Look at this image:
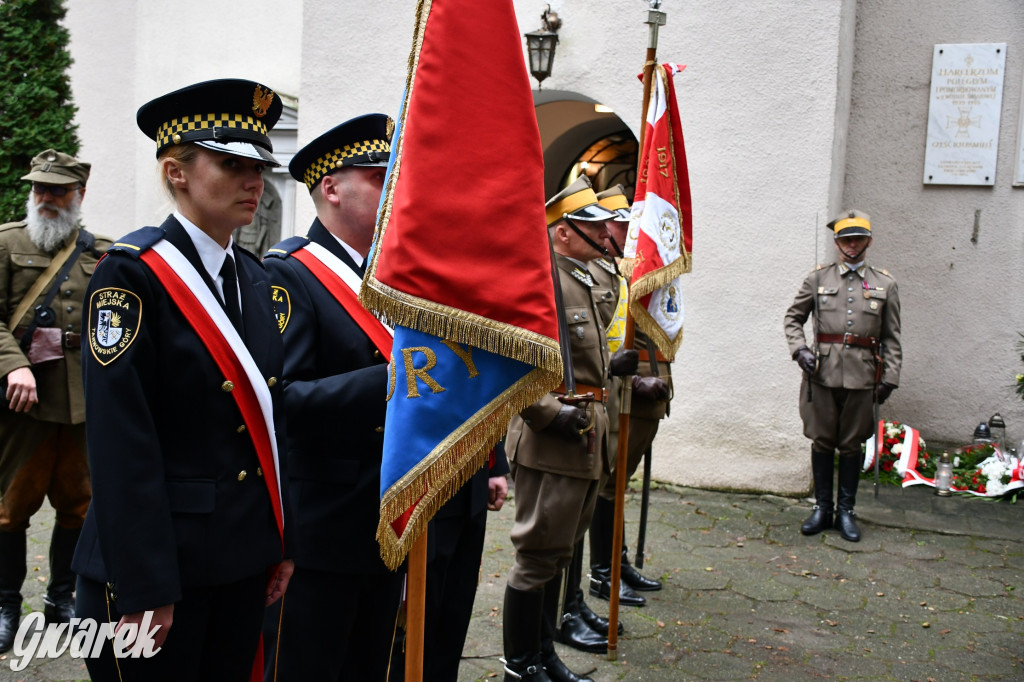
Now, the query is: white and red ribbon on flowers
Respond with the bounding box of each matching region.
[864,422,1024,497]
[621,62,693,361]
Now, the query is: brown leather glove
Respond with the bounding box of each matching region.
[875,382,895,405]
[546,404,589,438]
[793,346,816,374]
[609,348,639,377]
[631,375,670,401]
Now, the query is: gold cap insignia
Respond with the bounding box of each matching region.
[252,85,275,118]
[386,117,396,139]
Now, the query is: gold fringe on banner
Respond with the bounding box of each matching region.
[360,281,562,377]
[375,366,559,570]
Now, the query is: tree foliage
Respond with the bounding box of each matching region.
[0,0,79,223]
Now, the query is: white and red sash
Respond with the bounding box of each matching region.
[291,242,394,357]
[141,240,284,542]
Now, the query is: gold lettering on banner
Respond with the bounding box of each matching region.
[657,146,670,178]
[402,347,446,398]
[441,340,480,379]
[386,360,397,402]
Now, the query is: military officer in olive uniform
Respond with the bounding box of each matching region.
[0,150,109,653]
[784,210,901,542]
[556,186,672,653]
[261,115,404,681]
[503,176,637,682]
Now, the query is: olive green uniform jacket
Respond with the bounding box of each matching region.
[506,255,610,481]
[0,222,111,424]
[784,261,901,390]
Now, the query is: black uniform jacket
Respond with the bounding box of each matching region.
[263,220,392,575]
[73,216,287,615]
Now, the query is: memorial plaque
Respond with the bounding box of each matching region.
[923,43,1006,186]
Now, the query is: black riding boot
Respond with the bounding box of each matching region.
[801,449,835,535]
[835,455,862,542]
[557,541,607,653]
[620,545,661,591]
[0,530,26,654]
[588,497,645,607]
[502,585,552,681]
[44,525,80,623]
[541,577,593,682]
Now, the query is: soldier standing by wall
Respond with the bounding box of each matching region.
[784,210,901,542]
[0,150,108,652]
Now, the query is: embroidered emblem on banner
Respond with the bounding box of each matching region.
[661,283,681,319]
[659,211,678,248]
[89,288,141,366]
[271,286,291,333]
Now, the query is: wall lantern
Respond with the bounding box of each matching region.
[524,5,561,88]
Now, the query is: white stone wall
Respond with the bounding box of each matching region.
[66,0,303,234]
[845,0,1024,451]
[58,0,1024,493]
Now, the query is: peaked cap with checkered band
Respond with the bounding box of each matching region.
[137,78,283,165]
[288,114,393,192]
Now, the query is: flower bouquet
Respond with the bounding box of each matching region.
[862,421,1024,499]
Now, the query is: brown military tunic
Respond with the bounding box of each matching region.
[0,222,110,528]
[784,261,901,454]
[588,257,672,499]
[505,254,610,590]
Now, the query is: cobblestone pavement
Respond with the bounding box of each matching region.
[2,483,1022,681]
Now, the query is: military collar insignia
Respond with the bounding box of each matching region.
[570,266,594,288]
[88,288,142,365]
[595,258,617,275]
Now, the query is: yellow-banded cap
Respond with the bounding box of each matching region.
[545,175,616,226]
[288,114,394,191]
[137,79,283,166]
[827,209,872,238]
[595,184,631,222]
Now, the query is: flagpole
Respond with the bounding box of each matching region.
[404,531,427,682]
[607,0,667,662]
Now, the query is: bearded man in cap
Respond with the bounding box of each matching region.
[502,176,638,682]
[0,149,109,653]
[261,114,404,681]
[784,210,901,542]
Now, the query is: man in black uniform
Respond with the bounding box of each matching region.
[262,115,403,681]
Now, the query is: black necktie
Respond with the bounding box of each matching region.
[219,256,244,335]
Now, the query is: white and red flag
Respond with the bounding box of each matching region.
[622,62,692,360]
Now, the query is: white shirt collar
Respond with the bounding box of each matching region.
[329,232,364,268]
[174,211,236,298]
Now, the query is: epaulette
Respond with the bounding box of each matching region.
[869,266,894,279]
[812,263,833,274]
[263,236,309,260]
[107,226,165,259]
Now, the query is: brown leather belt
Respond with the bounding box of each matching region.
[13,325,81,349]
[554,382,607,403]
[818,332,878,349]
[637,350,670,363]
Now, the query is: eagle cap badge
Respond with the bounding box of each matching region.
[252,85,275,118]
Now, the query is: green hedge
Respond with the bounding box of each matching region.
[0,0,79,223]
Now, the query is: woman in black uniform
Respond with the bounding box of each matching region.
[74,79,292,681]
